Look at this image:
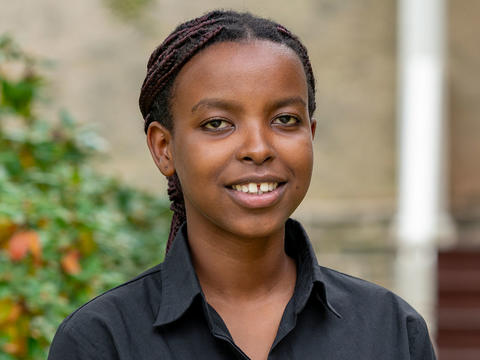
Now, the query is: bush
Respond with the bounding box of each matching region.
[0,35,170,359]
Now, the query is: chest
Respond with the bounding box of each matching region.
[135,300,408,360]
[105,297,414,360]
[211,299,289,360]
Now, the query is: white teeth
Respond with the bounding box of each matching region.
[231,182,279,194]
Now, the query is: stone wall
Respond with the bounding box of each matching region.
[449,0,480,248]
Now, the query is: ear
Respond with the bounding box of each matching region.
[310,118,317,140]
[146,122,175,177]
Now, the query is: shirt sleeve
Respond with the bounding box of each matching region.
[48,316,117,360]
[48,324,94,360]
[407,316,437,360]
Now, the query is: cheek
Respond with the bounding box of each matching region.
[279,135,314,174]
[172,135,229,186]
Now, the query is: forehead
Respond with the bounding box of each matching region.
[171,40,308,107]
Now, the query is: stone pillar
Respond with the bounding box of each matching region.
[394,0,455,334]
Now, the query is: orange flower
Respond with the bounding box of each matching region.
[7,230,41,263]
[61,250,81,275]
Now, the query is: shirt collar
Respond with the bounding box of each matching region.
[285,218,342,319]
[153,218,341,328]
[153,223,202,327]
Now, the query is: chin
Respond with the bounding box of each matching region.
[220,215,289,240]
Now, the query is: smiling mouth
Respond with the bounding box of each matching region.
[228,182,285,195]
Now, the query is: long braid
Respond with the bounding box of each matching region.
[166,173,185,252]
[139,10,317,253]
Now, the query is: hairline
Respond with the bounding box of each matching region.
[164,38,313,136]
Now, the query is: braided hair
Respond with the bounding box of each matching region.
[139,10,316,253]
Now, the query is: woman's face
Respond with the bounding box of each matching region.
[153,40,315,239]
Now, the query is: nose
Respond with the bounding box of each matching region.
[236,123,274,165]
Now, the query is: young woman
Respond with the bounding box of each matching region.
[48,10,437,360]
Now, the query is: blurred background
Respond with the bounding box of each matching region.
[1,0,479,359]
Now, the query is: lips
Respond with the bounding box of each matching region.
[230,182,279,195]
[225,177,287,209]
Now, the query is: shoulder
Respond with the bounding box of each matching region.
[320,265,420,318]
[48,264,164,359]
[63,262,164,328]
[318,266,436,359]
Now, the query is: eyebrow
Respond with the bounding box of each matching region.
[268,96,307,110]
[191,98,242,113]
[191,96,307,114]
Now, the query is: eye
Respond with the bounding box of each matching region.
[202,119,232,131]
[272,115,300,126]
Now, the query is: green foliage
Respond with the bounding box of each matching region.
[0,35,169,359]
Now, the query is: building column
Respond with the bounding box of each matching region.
[394,0,455,333]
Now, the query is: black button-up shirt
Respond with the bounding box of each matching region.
[48,219,436,359]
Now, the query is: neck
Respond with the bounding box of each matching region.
[186,218,296,303]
